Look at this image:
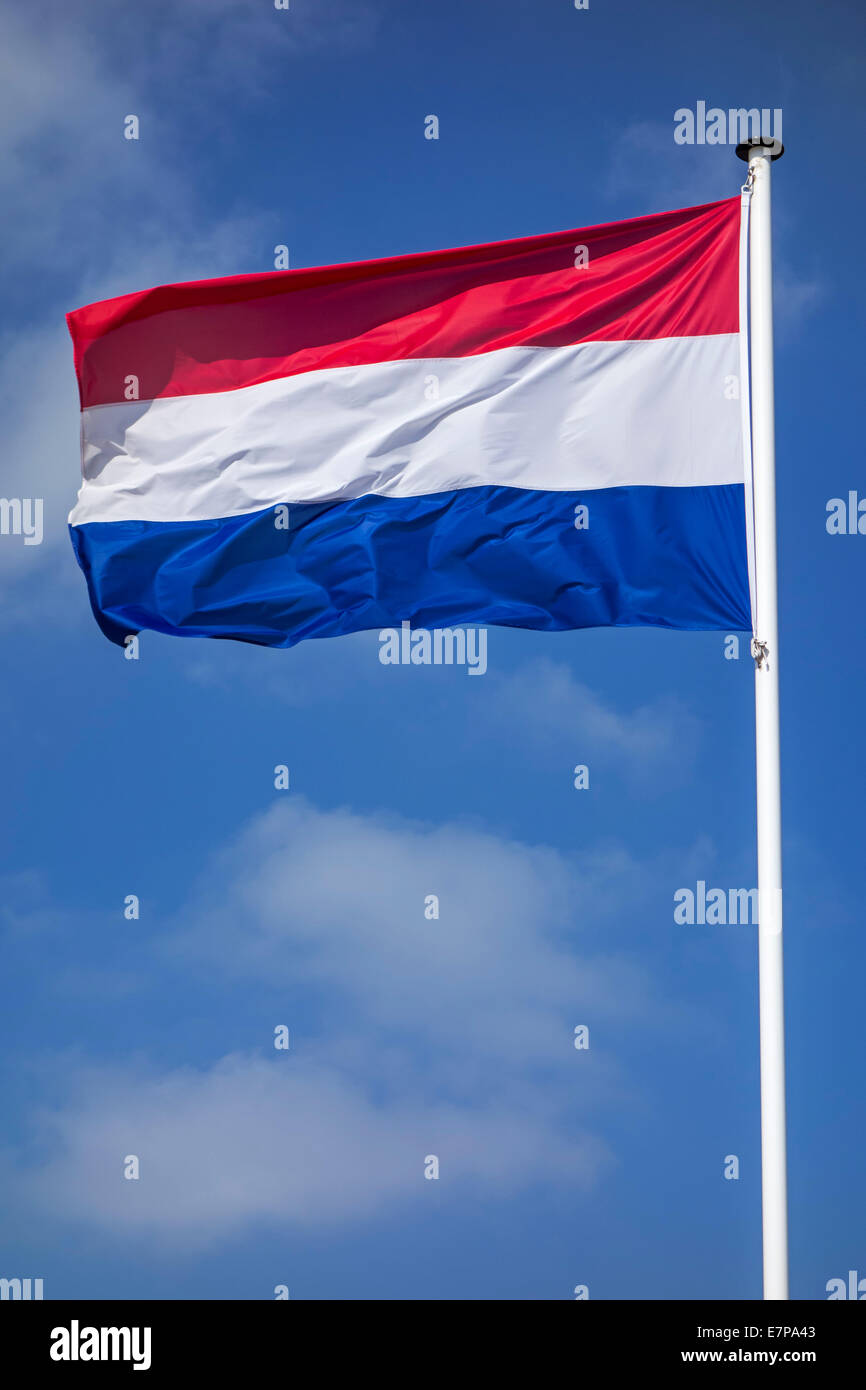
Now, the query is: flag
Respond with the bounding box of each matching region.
[67,196,751,648]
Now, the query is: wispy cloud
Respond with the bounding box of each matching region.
[602,119,733,211]
[487,657,701,781]
[603,119,825,341]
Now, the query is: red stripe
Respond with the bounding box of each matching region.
[68,197,740,408]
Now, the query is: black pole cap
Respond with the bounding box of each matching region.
[736,136,784,161]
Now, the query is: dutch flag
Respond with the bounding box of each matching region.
[67,196,752,648]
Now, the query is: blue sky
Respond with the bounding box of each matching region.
[1,0,864,1300]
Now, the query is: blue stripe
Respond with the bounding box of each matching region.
[69,484,751,647]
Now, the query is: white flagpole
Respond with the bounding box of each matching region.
[737,134,788,1300]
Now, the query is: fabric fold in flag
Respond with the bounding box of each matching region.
[67,196,752,647]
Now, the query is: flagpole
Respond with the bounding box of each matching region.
[736,134,788,1300]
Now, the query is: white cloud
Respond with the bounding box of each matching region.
[0,0,370,587]
[0,3,293,623]
[3,799,665,1244]
[0,2,379,271]
[169,798,656,1065]
[14,1052,608,1247]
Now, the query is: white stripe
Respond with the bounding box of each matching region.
[70,336,743,525]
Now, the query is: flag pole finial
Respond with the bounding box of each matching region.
[735,135,785,162]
